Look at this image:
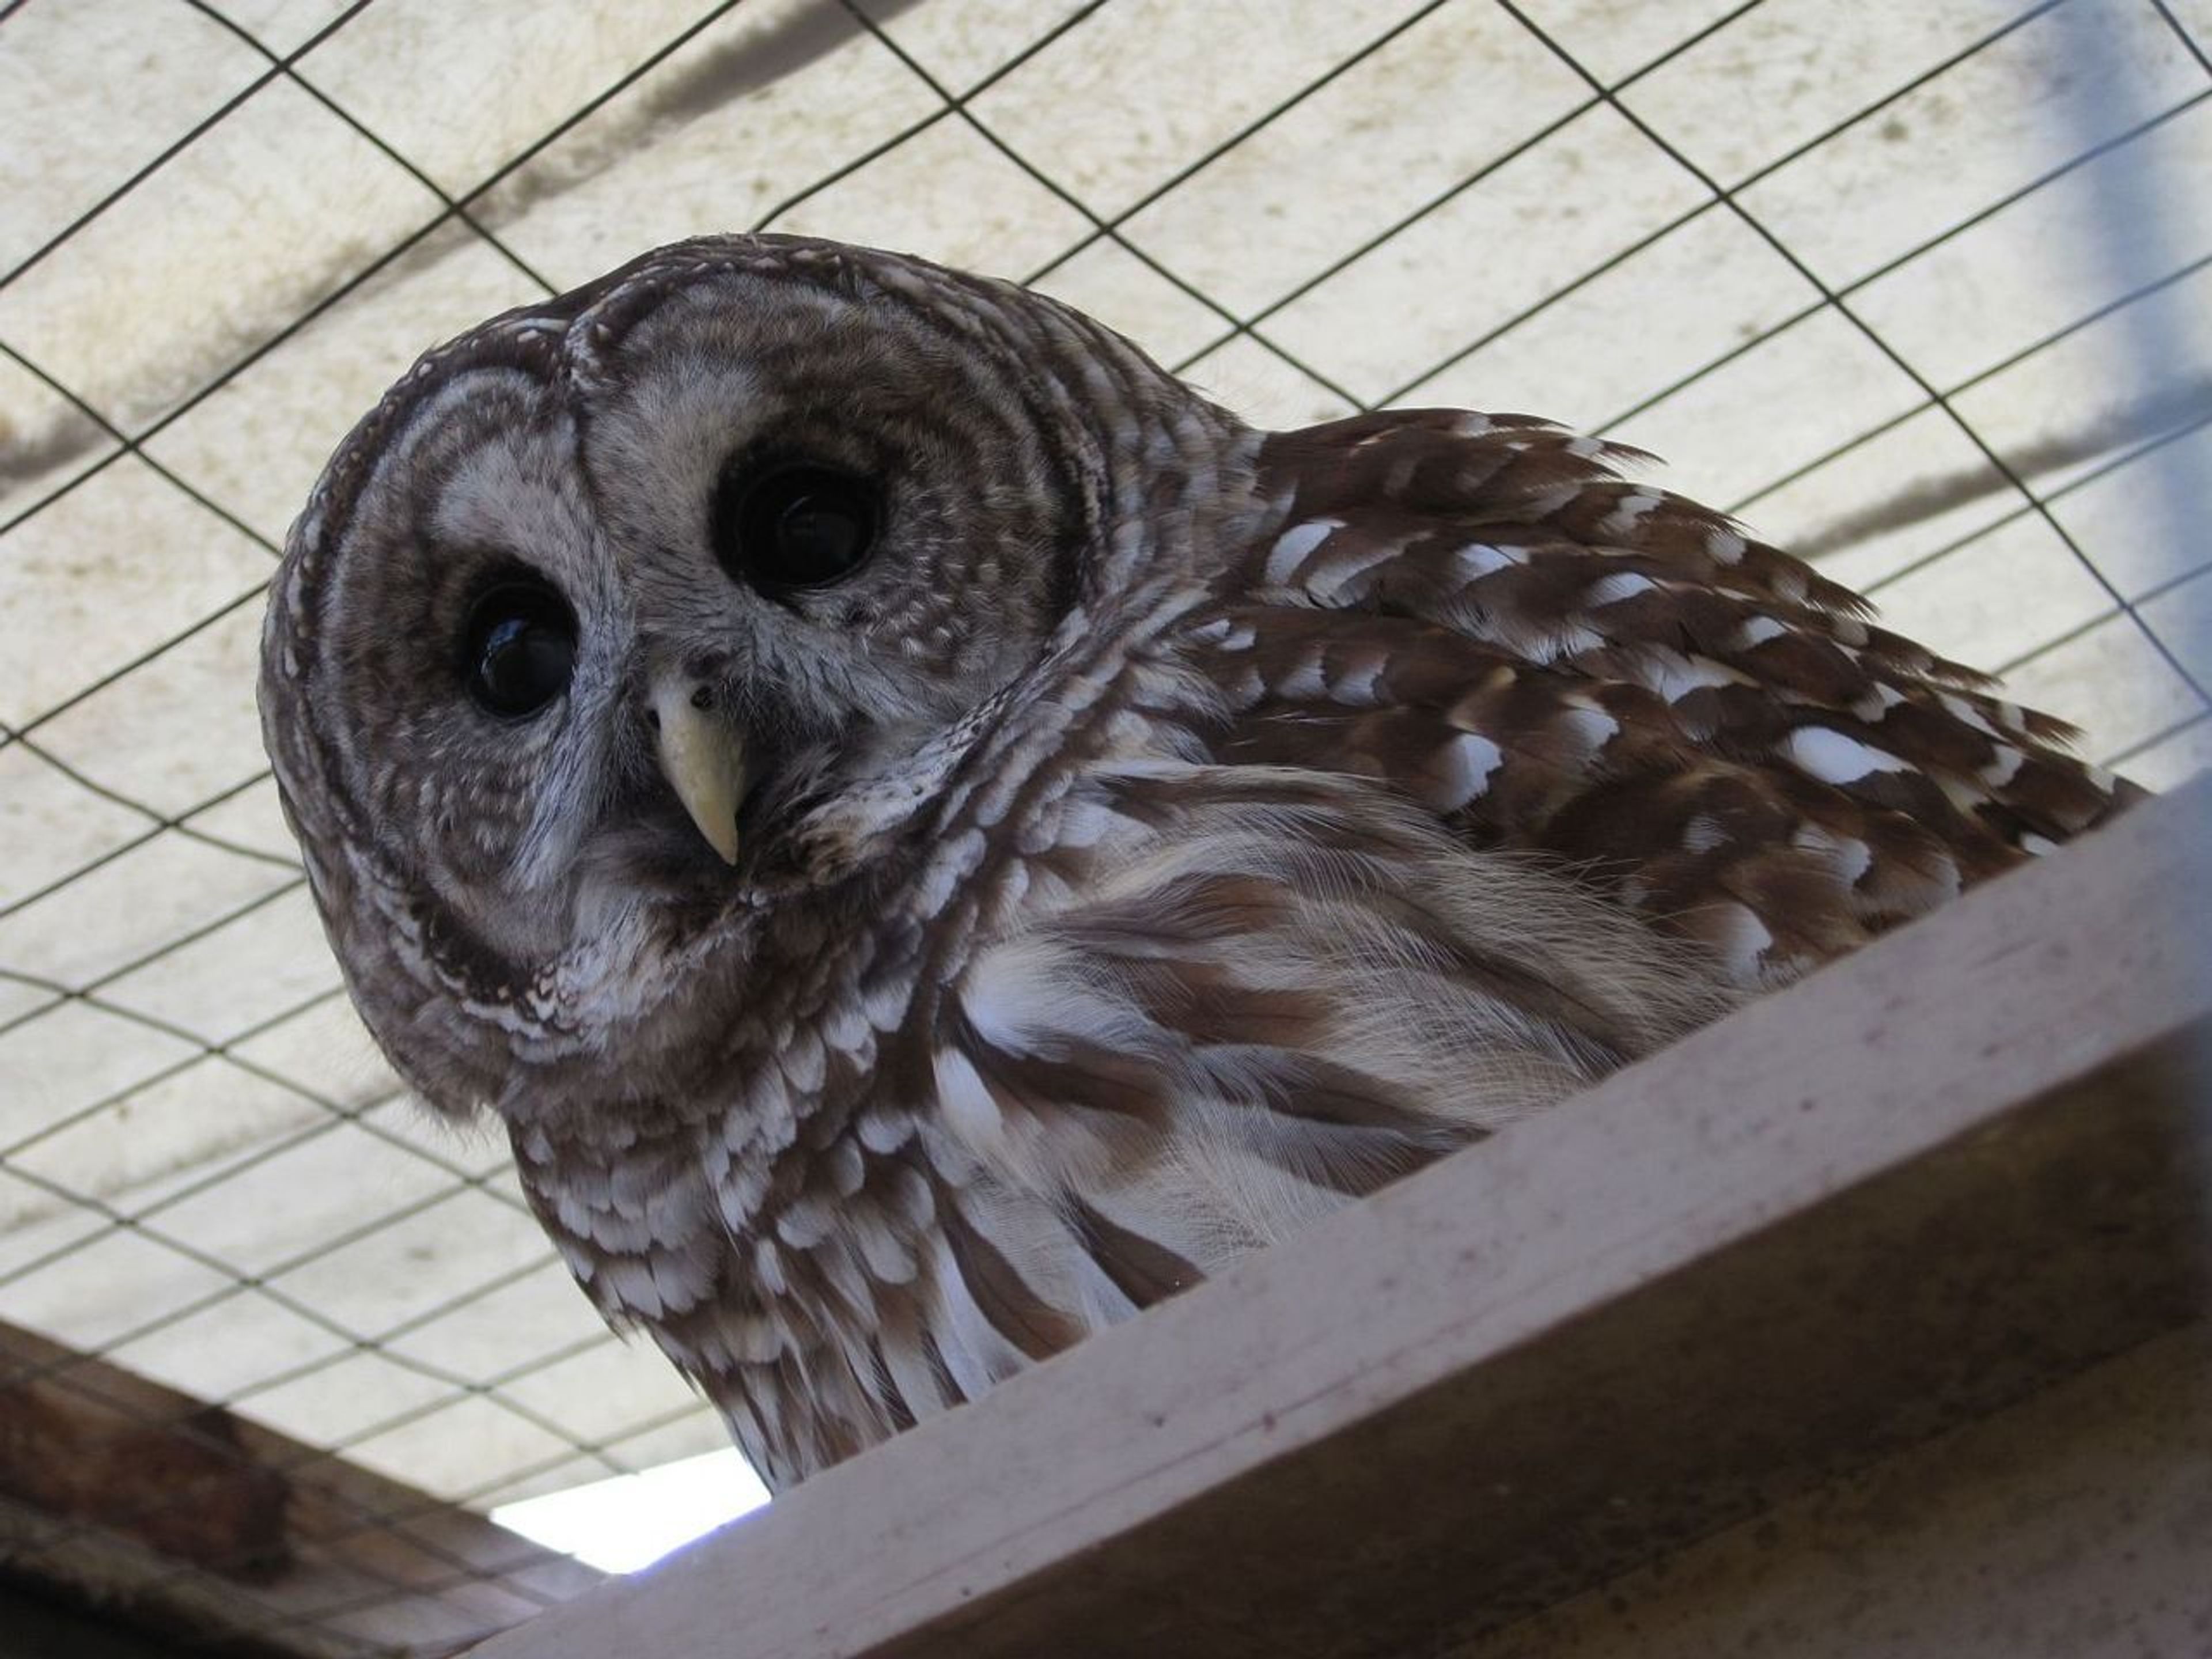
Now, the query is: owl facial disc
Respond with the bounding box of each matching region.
[652,672,747,865]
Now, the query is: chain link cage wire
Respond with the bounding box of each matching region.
[2,0,2208,1651]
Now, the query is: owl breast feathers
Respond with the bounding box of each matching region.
[259,234,2135,1488]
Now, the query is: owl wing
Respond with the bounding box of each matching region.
[840,756,1737,1452]
[1198,409,2140,984]
[652,750,1743,1487]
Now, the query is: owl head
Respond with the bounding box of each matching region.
[259,234,1245,1120]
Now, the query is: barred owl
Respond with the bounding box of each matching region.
[259,235,2133,1490]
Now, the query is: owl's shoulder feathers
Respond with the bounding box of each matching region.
[1208,408,2137,983]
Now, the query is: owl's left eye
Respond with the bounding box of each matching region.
[463,580,576,719]
[713,463,879,592]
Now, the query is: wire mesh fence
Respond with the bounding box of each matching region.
[2,0,2207,1651]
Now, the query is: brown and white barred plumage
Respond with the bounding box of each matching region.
[259,236,2135,1489]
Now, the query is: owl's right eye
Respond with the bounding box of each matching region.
[463,580,576,719]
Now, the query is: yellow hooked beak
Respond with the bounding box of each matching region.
[651,674,747,866]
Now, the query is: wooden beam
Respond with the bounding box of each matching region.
[0,1319,601,1658]
[474,778,2211,1659]
[1442,1320,2212,1657]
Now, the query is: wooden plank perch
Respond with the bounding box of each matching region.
[473,777,2211,1658]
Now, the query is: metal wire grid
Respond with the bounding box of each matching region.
[1,0,2208,1650]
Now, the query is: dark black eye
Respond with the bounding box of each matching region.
[713,463,879,591]
[463,579,576,719]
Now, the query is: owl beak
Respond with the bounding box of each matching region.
[651,676,747,865]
